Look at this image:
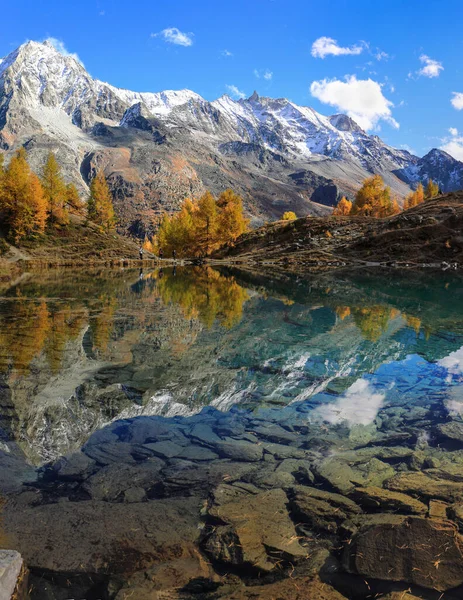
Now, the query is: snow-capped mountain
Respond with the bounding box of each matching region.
[1,40,462,233]
[396,149,463,192]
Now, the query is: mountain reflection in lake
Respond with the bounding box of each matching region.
[1,267,463,599]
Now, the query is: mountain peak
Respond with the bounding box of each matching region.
[328,114,364,134]
[249,91,260,102]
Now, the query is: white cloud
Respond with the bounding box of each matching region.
[152,27,193,47]
[375,50,389,61]
[222,49,233,57]
[311,36,364,58]
[438,346,463,380]
[310,75,398,131]
[310,378,387,427]
[451,92,463,110]
[418,54,443,78]
[441,130,463,161]
[226,84,246,99]
[45,37,84,66]
[254,69,273,80]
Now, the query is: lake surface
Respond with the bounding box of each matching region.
[1,266,463,599]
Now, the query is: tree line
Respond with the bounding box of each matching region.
[144,189,249,257]
[332,175,440,217]
[0,149,115,242]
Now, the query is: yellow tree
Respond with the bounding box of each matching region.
[195,191,218,254]
[425,179,439,200]
[41,152,68,225]
[88,170,116,230]
[65,183,82,212]
[217,189,249,244]
[332,197,352,216]
[351,175,396,218]
[2,149,35,242]
[282,211,297,221]
[404,183,425,210]
[28,172,48,234]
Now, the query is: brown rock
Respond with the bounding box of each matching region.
[3,495,201,574]
[219,577,348,599]
[429,500,448,519]
[343,515,463,591]
[289,486,361,533]
[385,471,463,502]
[203,486,307,571]
[353,486,427,515]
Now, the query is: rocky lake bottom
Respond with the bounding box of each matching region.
[0,266,463,599]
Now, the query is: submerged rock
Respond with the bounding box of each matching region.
[437,421,463,444]
[315,456,395,494]
[218,577,348,599]
[385,471,463,502]
[289,486,361,534]
[343,515,463,591]
[203,486,307,571]
[352,486,427,515]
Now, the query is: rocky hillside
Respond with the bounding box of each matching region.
[214,192,463,269]
[1,41,463,235]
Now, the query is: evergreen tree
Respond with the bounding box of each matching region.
[332,197,352,216]
[88,171,115,230]
[281,211,297,221]
[41,152,68,225]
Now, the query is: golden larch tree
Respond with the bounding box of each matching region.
[41,152,68,225]
[88,170,116,230]
[332,197,352,216]
[425,179,439,200]
[282,211,297,221]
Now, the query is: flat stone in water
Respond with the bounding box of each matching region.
[0,550,23,600]
[143,440,183,459]
[176,445,219,461]
[343,515,463,591]
[213,440,264,462]
[352,486,427,515]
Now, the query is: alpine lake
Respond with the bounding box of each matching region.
[1,265,463,599]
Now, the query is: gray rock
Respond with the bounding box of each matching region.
[275,459,315,483]
[213,440,263,462]
[123,486,147,503]
[53,452,96,481]
[176,445,219,461]
[143,441,183,459]
[262,442,307,459]
[188,424,221,445]
[437,421,463,443]
[0,550,23,600]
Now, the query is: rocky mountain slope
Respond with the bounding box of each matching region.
[1,40,463,235]
[214,192,463,269]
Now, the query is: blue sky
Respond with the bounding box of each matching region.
[1,0,463,158]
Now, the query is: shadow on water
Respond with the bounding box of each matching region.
[0,266,463,598]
